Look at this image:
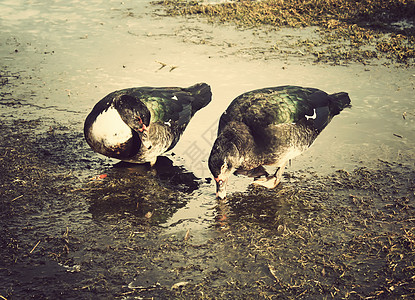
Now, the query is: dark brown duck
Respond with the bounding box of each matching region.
[208,85,351,199]
[84,83,212,165]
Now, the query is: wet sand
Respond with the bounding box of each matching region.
[1,0,414,299]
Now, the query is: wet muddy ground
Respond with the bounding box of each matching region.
[1,117,414,299]
[1,0,415,299]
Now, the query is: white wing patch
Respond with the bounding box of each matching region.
[171,95,178,101]
[305,108,317,120]
[164,119,172,126]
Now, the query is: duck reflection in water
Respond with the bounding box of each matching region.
[88,156,202,225]
[113,156,201,194]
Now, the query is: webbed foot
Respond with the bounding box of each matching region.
[251,175,280,189]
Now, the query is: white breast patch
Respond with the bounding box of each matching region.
[90,106,132,146]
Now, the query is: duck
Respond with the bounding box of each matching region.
[84,83,212,165]
[208,85,351,199]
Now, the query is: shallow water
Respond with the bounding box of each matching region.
[1,0,415,297]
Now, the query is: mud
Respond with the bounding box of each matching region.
[1,117,414,299]
[156,0,415,66]
[1,0,415,299]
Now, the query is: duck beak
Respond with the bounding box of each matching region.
[137,123,147,133]
[215,178,228,200]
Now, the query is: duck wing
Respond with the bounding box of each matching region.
[115,83,211,131]
[112,83,211,152]
[219,86,350,133]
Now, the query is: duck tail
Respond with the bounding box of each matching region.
[187,83,212,113]
[328,92,352,115]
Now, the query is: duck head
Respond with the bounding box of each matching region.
[114,94,150,135]
[208,141,240,199]
[114,94,153,149]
